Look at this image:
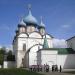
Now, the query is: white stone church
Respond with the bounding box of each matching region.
[12,7,75,69]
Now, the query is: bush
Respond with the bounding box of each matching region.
[0,47,5,65]
[6,50,15,61]
[0,54,4,65]
[7,55,15,61]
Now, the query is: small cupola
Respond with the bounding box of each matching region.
[18,19,26,33]
[38,16,45,35]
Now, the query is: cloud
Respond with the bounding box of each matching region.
[6,45,13,52]
[0,46,2,48]
[61,25,71,29]
[0,24,10,31]
[53,39,67,48]
[57,24,72,33]
[0,44,13,52]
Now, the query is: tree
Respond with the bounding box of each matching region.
[0,47,6,54]
[7,50,12,55]
[0,46,6,66]
[7,50,15,61]
[0,54,4,65]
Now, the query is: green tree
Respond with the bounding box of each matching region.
[0,47,6,54]
[0,46,6,66]
[0,54,4,65]
[7,50,15,61]
[7,50,12,55]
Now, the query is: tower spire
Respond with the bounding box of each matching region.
[28,4,32,16]
[40,16,45,27]
[40,16,43,25]
[43,34,49,49]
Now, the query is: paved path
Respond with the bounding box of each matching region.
[38,72,75,75]
[24,68,75,75]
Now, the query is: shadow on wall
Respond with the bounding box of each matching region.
[63,54,75,69]
[23,50,29,68]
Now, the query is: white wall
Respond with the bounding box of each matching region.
[13,32,54,68]
[0,65,2,68]
[67,37,75,50]
[37,50,75,69]
[29,45,42,66]
[37,51,41,65]
[41,51,57,68]
[57,54,75,69]
[18,38,27,51]
[16,37,27,68]
[37,50,57,68]
[24,51,29,68]
[3,61,15,68]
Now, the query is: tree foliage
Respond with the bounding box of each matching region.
[0,47,6,65]
[7,50,15,61]
[0,47,6,54]
[0,54,4,65]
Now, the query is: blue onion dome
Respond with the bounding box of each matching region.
[38,16,45,29]
[23,5,38,26]
[18,19,26,27]
[19,19,26,26]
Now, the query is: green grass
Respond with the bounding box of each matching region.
[0,68,43,75]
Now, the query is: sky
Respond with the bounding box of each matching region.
[0,0,75,47]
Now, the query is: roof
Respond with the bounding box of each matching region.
[39,48,75,54]
[66,36,75,41]
[19,19,26,26]
[18,24,26,28]
[23,9,38,26]
[38,16,45,28]
[45,33,54,38]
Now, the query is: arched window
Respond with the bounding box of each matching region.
[23,44,26,51]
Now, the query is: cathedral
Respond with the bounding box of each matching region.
[12,6,75,69]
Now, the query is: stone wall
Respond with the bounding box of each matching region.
[3,61,15,68]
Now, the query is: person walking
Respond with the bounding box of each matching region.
[60,65,62,72]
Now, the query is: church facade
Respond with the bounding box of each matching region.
[13,7,75,69]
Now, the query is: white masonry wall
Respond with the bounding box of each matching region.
[37,50,75,69]
[57,54,75,69]
[29,45,42,66]
[13,32,54,68]
[3,61,15,68]
[37,50,57,69]
[67,37,75,50]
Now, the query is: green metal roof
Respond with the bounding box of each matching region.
[56,48,75,54]
[40,48,75,54]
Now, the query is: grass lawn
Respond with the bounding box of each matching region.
[0,68,43,75]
